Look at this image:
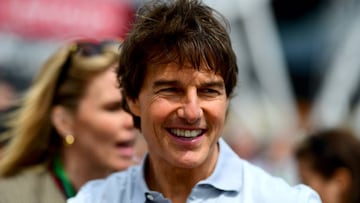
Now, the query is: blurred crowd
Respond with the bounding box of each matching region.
[1,0,360,202]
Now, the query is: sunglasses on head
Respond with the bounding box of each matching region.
[72,39,121,57]
[54,39,121,95]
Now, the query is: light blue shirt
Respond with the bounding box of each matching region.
[68,138,321,203]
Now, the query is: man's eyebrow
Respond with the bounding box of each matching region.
[202,81,225,89]
[153,80,180,88]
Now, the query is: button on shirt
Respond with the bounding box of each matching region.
[68,138,321,203]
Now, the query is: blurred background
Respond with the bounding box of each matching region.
[1,0,360,185]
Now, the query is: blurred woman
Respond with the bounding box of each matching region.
[295,128,360,203]
[0,39,140,203]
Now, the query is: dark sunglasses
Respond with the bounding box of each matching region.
[72,39,121,57]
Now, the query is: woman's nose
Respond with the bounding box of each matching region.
[122,111,135,129]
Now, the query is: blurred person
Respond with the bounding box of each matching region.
[295,128,360,203]
[69,0,320,202]
[0,39,140,203]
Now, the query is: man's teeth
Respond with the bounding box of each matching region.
[170,129,202,138]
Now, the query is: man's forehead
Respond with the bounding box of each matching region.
[146,63,224,86]
[148,61,216,73]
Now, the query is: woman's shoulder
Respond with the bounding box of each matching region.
[0,164,46,181]
[0,164,65,203]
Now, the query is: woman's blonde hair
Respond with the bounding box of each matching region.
[0,40,121,176]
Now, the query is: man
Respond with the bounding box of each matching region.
[68,0,321,202]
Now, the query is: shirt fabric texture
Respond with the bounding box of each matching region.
[68,138,321,203]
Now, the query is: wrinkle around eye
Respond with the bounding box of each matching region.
[159,87,180,93]
[198,87,225,98]
[154,87,184,97]
[199,88,220,94]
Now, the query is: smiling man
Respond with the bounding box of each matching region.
[68,0,321,202]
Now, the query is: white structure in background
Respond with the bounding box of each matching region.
[203,0,299,140]
[308,0,360,136]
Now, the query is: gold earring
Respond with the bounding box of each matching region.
[64,134,75,146]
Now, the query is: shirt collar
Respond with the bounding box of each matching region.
[129,154,150,203]
[136,153,150,190]
[198,138,244,192]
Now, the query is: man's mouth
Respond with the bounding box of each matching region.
[168,128,205,138]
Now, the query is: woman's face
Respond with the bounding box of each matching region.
[69,68,138,171]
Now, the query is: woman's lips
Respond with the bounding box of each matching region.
[115,140,136,157]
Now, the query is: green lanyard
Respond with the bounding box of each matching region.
[53,156,76,198]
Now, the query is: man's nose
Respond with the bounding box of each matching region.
[177,90,202,124]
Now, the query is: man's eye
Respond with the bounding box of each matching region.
[199,88,219,95]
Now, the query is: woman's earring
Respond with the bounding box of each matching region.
[64,134,75,146]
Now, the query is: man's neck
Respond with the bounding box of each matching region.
[145,147,219,203]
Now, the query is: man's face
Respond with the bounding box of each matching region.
[128,62,229,169]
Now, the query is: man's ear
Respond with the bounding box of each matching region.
[126,98,141,117]
[51,105,74,137]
